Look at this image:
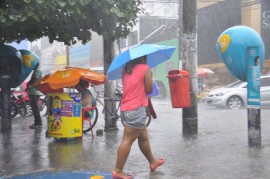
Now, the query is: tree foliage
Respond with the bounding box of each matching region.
[0,0,143,45]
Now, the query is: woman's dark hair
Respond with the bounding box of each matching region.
[78,80,89,88]
[124,56,147,74]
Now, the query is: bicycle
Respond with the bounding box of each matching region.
[11,92,30,117]
[82,84,152,133]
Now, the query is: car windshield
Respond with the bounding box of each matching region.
[226,80,244,88]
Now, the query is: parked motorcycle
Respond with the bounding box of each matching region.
[11,92,32,117]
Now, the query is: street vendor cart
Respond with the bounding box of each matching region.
[32,67,106,140]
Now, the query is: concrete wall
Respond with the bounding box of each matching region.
[197,0,242,65]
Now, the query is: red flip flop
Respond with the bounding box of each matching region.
[150,157,165,171]
[112,171,133,179]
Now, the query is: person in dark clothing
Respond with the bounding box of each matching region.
[27,63,43,129]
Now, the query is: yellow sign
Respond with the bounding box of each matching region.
[22,54,34,68]
[55,55,67,65]
[90,176,104,179]
[55,55,67,70]
[218,34,230,53]
[47,93,82,138]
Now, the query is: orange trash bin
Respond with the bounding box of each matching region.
[167,70,191,108]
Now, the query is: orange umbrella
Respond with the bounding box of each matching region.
[32,67,106,93]
[197,68,214,78]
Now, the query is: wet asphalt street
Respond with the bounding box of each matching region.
[1,99,270,179]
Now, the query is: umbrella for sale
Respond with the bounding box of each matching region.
[107,44,176,80]
[32,66,106,93]
[197,68,214,78]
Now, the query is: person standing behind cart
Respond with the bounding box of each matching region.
[27,63,43,129]
[75,80,94,118]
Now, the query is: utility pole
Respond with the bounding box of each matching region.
[178,0,183,69]
[66,45,70,66]
[182,0,198,136]
[103,37,118,131]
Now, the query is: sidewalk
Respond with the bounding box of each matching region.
[1,101,270,179]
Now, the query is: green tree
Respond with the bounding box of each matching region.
[0,0,142,45]
[0,0,143,131]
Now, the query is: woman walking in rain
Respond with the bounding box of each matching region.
[112,56,165,179]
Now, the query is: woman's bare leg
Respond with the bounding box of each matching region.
[138,126,165,171]
[137,126,156,164]
[113,125,142,175]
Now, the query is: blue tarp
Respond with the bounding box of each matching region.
[1,171,112,179]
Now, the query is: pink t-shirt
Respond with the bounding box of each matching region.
[120,64,149,111]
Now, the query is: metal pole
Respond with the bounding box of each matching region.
[178,0,183,69]
[0,87,12,131]
[248,108,261,146]
[66,45,70,67]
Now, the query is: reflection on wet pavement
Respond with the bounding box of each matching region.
[1,100,270,179]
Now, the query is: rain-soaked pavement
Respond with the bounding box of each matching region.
[1,99,270,179]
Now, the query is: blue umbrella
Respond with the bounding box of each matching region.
[107,44,176,80]
[18,49,40,84]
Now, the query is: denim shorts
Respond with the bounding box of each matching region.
[121,106,147,129]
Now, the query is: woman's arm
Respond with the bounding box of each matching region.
[144,69,153,94]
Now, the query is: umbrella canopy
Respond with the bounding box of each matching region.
[18,50,40,85]
[107,44,176,80]
[197,68,214,78]
[32,66,106,93]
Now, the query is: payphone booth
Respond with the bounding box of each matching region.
[216,25,265,146]
[0,45,22,131]
[0,45,40,131]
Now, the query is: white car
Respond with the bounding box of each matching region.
[205,75,270,109]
